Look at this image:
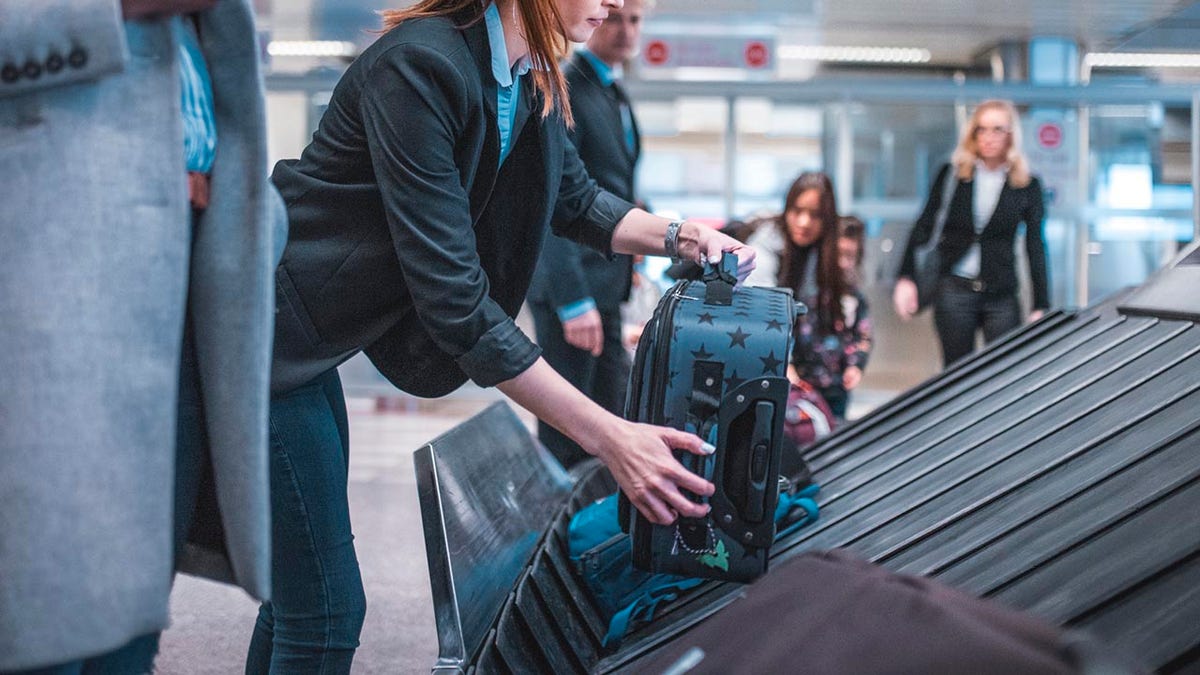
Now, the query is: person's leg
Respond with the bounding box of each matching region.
[5,632,161,675]
[820,386,848,423]
[592,307,632,416]
[530,302,597,468]
[981,293,1022,345]
[933,278,981,368]
[246,368,365,675]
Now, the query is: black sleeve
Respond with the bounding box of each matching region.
[550,121,635,255]
[898,163,952,280]
[1023,177,1051,309]
[359,43,538,387]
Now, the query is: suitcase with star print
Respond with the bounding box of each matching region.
[619,253,803,582]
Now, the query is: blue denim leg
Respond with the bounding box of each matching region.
[245,369,366,674]
[981,293,1022,344]
[933,278,983,367]
[4,634,160,675]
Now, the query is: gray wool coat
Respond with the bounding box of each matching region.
[0,0,283,669]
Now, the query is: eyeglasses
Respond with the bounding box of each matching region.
[975,125,1011,137]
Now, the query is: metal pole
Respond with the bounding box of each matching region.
[1076,104,1090,309]
[835,102,853,213]
[1192,90,1199,241]
[724,96,737,220]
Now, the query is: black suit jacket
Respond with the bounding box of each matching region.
[270,14,635,396]
[900,163,1050,309]
[527,52,640,311]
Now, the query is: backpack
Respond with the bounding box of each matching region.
[568,479,820,647]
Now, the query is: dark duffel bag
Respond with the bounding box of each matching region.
[620,253,803,583]
[639,549,1144,675]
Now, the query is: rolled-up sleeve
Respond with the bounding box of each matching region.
[360,43,538,386]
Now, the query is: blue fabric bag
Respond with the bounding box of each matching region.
[568,483,820,647]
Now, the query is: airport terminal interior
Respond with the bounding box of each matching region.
[50,0,1200,672]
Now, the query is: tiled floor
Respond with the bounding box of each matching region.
[156,385,891,673]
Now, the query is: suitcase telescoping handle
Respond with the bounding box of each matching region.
[701,252,739,306]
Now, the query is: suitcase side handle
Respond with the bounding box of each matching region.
[701,252,739,305]
[709,376,789,545]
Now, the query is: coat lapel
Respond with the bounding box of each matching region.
[460,18,501,221]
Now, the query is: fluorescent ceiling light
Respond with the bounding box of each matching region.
[1084,52,1200,68]
[267,40,357,58]
[778,45,931,64]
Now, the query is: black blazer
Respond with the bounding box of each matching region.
[900,163,1050,309]
[270,14,635,397]
[528,52,640,311]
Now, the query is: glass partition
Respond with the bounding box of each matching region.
[1086,103,1194,302]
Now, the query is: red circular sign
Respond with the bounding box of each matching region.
[1037,123,1063,150]
[644,40,670,66]
[744,41,769,68]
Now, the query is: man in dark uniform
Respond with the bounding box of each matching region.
[528,0,648,468]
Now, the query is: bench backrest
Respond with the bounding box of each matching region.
[414,402,574,674]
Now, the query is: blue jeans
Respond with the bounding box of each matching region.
[933,276,1022,367]
[246,368,366,674]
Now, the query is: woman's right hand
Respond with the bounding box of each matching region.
[585,418,716,526]
[497,359,715,526]
[893,277,918,320]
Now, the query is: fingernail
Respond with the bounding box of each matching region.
[701,442,716,454]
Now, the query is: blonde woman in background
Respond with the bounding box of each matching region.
[894,99,1050,366]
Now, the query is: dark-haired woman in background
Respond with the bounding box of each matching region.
[250,0,754,670]
[894,99,1049,367]
[745,172,854,414]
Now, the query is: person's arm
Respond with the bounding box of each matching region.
[534,137,603,355]
[843,293,872,390]
[361,44,541,388]
[551,127,756,279]
[611,210,757,280]
[0,0,155,98]
[1024,177,1050,317]
[498,359,715,525]
[894,163,952,319]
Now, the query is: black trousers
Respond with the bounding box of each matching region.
[933,276,1022,368]
[530,303,630,469]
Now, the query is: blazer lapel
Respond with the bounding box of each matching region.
[460,18,501,219]
[575,52,637,162]
[610,80,639,162]
[981,182,1013,234]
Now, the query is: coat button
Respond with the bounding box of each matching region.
[22,60,42,80]
[67,48,88,69]
[46,52,64,74]
[0,63,18,83]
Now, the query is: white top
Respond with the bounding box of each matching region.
[953,161,1008,279]
[745,225,785,288]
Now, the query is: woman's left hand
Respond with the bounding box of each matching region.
[1028,309,1045,323]
[843,366,863,390]
[678,221,757,283]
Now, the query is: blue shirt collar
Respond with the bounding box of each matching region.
[484,2,531,87]
[578,48,622,86]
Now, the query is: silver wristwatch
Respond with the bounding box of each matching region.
[664,219,685,261]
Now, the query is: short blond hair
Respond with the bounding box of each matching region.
[951,99,1032,188]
